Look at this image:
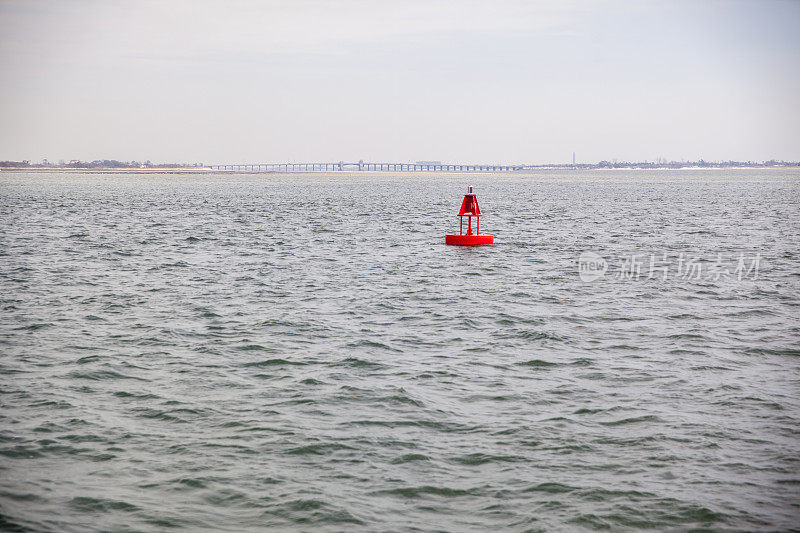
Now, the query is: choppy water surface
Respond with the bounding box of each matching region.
[1,170,799,531]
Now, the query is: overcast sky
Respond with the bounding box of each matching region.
[0,0,798,164]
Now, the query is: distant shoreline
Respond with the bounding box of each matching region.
[0,167,215,174]
[1,165,797,174]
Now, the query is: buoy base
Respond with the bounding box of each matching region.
[445,234,494,246]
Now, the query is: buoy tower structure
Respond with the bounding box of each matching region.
[445,186,494,245]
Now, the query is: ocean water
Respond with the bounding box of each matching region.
[1,169,799,532]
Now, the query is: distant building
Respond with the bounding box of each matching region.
[415,160,442,165]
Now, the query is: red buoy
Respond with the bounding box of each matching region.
[445,186,494,245]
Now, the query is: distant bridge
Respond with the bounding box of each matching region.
[207,161,525,172]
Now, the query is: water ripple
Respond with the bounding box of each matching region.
[1,170,799,531]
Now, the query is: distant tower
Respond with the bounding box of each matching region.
[572,152,576,166]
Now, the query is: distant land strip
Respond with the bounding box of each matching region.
[1,159,798,173]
